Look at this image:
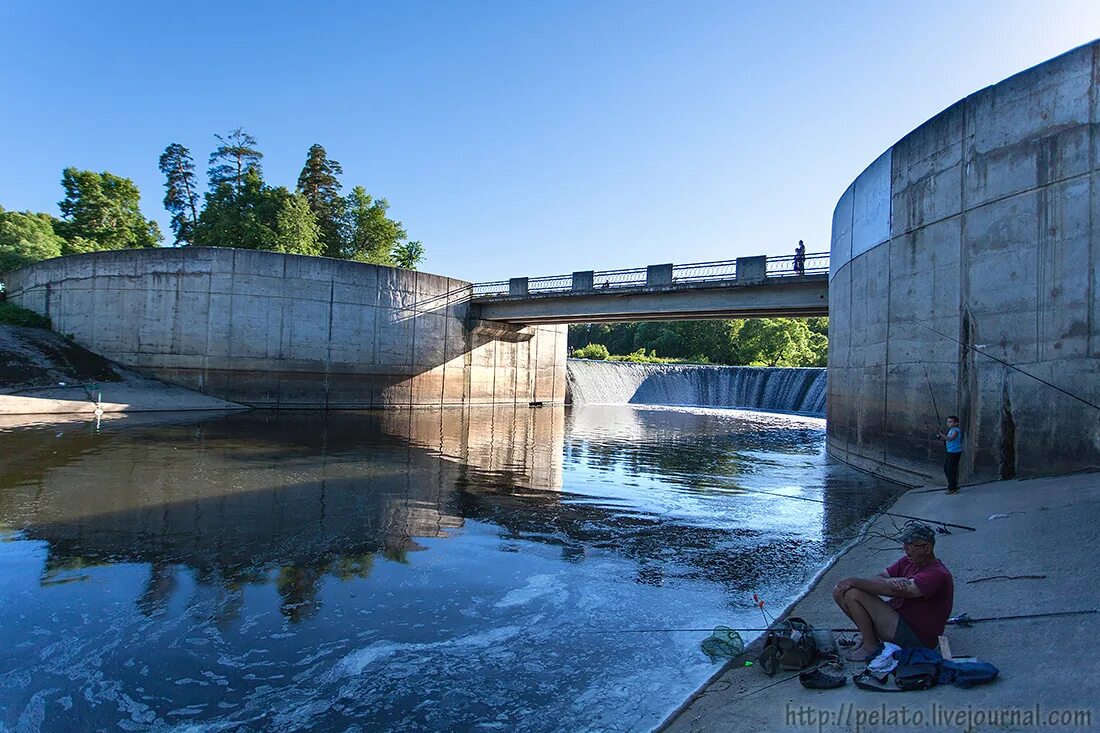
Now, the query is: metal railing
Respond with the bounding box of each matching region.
[472,251,829,299]
[765,252,830,278]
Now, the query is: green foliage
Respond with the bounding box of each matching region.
[0,301,51,328]
[571,343,610,360]
[208,127,263,195]
[392,240,424,270]
[56,168,162,252]
[608,348,672,363]
[3,132,427,272]
[158,143,201,245]
[0,207,65,272]
[568,317,829,367]
[345,186,402,266]
[271,190,322,256]
[296,144,346,258]
[194,170,321,256]
[732,318,818,366]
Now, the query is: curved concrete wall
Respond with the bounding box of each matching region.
[828,41,1100,484]
[3,248,567,407]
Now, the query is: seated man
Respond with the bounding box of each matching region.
[831,522,954,661]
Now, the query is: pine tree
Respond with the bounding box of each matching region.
[296,144,346,258]
[208,127,263,195]
[158,143,201,245]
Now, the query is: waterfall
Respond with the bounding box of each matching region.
[566,360,826,414]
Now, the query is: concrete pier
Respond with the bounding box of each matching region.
[827,41,1100,484]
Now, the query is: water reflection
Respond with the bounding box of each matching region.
[0,405,900,732]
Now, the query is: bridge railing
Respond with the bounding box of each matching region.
[471,251,829,298]
[765,251,830,278]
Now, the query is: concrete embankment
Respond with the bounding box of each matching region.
[1,325,245,424]
[660,472,1100,732]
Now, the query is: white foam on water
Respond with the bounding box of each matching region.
[494,574,564,609]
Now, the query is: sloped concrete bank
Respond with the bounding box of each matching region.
[0,325,244,423]
[659,472,1100,732]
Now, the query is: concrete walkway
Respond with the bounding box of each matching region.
[660,472,1100,732]
[0,372,245,424]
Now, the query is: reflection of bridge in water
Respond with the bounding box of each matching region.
[471,252,829,324]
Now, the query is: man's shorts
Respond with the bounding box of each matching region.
[892,616,928,648]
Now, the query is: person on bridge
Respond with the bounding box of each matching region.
[794,240,806,275]
[936,415,963,494]
[831,522,954,661]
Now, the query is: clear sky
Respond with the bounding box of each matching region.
[2,1,1098,282]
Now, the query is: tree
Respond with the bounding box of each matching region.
[296,144,346,258]
[208,127,263,195]
[344,186,400,265]
[0,207,65,272]
[271,189,322,256]
[734,318,815,366]
[56,168,162,253]
[158,143,201,245]
[805,317,829,366]
[194,170,320,255]
[194,171,271,250]
[392,240,424,270]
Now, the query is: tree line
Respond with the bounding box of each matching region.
[568,317,828,367]
[0,127,424,274]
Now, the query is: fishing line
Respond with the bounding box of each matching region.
[909,320,1100,413]
[697,479,976,531]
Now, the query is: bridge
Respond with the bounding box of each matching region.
[470,251,829,324]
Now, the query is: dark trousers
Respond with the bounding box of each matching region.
[944,452,961,491]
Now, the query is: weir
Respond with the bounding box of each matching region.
[566,359,826,414]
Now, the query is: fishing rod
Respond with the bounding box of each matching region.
[579,608,1098,635]
[698,479,977,531]
[909,321,1100,413]
[577,626,857,634]
[948,608,1097,626]
[922,363,942,426]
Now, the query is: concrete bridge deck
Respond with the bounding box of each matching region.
[470,252,829,324]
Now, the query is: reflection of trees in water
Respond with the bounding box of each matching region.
[2,408,560,623]
[2,406,898,624]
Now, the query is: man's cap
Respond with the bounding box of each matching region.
[897,521,935,545]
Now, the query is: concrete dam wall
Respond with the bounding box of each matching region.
[828,41,1100,484]
[2,248,567,408]
[567,360,826,414]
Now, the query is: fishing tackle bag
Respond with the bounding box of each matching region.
[758,617,819,676]
[853,648,999,691]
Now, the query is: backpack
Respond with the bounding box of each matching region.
[758,617,819,676]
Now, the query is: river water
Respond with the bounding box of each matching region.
[0,405,900,732]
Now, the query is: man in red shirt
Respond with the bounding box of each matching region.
[831,522,954,661]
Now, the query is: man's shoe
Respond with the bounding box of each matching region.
[799,665,847,689]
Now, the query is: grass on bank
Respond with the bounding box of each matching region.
[570,343,710,365]
[0,300,51,329]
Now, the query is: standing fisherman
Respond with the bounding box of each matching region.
[936,416,963,494]
[793,240,806,275]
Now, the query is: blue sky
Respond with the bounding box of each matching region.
[1,1,1098,282]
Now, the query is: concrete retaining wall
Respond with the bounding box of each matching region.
[3,248,567,408]
[828,41,1100,484]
